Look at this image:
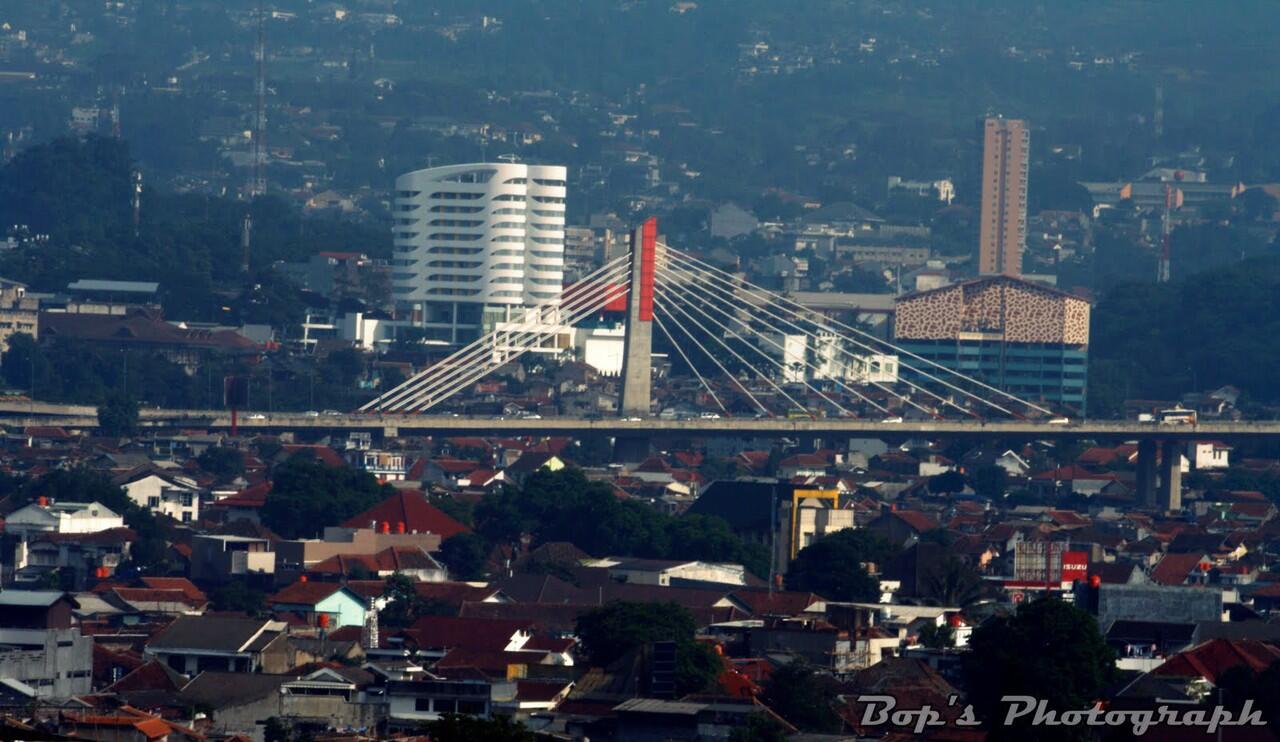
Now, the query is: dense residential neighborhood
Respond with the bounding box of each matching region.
[3,1,1280,740]
[0,416,1278,739]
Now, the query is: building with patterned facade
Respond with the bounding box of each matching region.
[392,163,566,344]
[892,275,1090,411]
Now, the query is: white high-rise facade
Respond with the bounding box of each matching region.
[392,163,567,344]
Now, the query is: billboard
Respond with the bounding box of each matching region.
[1013,543,1088,584]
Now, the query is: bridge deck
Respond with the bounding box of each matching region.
[0,401,1273,440]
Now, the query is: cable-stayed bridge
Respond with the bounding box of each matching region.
[363,218,1055,423]
[0,218,1244,511]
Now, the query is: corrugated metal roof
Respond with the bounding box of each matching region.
[67,279,159,294]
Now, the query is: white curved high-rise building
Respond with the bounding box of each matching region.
[392,162,567,344]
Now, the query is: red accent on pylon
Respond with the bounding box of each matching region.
[638,217,657,322]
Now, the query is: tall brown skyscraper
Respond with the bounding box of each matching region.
[978,117,1029,276]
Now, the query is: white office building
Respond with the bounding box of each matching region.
[392,162,567,344]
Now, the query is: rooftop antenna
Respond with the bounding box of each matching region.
[243,0,267,274]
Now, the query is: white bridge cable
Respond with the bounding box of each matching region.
[652,283,815,417]
[363,253,628,411]
[664,248,1051,417]
[390,275,632,413]
[657,258,939,418]
[364,255,632,412]
[652,264,862,418]
[656,261,908,417]
[662,250,985,417]
[650,292,772,417]
[366,260,631,413]
[667,248,1048,417]
[652,313,729,417]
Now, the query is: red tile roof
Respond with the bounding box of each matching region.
[269,580,348,606]
[211,481,271,509]
[1153,639,1280,683]
[1031,465,1118,481]
[281,445,346,468]
[308,547,441,576]
[891,509,938,533]
[340,490,468,539]
[139,577,208,603]
[403,616,531,652]
[1149,553,1210,586]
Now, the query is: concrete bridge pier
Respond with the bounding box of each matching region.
[1159,439,1183,512]
[1135,439,1157,507]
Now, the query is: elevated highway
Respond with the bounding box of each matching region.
[0,400,1275,442]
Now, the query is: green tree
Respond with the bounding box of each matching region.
[728,714,790,742]
[197,447,245,480]
[439,532,488,581]
[261,454,390,539]
[209,581,266,615]
[760,662,842,733]
[919,556,985,607]
[970,465,1008,498]
[786,529,891,601]
[963,599,1118,740]
[575,601,721,695]
[917,622,954,649]
[927,469,966,494]
[423,714,534,742]
[98,393,140,437]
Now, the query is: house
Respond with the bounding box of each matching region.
[182,667,379,742]
[499,452,565,486]
[57,707,203,742]
[11,527,135,588]
[1030,466,1119,497]
[586,558,749,588]
[190,534,276,582]
[268,580,369,629]
[961,447,1031,477]
[386,675,516,729]
[0,591,93,698]
[1186,441,1231,471]
[3,499,124,537]
[778,454,828,479]
[144,615,288,675]
[1149,553,1213,587]
[340,490,468,540]
[308,546,447,582]
[117,469,202,522]
[865,509,937,548]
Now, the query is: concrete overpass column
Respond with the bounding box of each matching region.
[1159,439,1183,512]
[1135,439,1157,507]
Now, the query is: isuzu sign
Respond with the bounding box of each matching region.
[1062,550,1089,581]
